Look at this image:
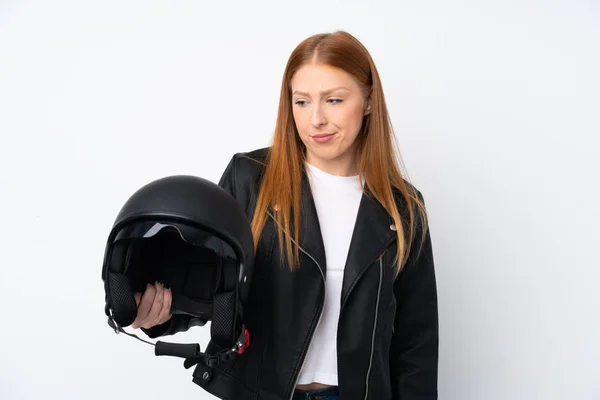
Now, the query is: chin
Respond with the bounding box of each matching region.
[309,147,345,161]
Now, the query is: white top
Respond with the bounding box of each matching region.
[296,162,364,386]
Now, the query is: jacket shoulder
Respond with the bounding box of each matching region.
[390,179,429,247]
[391,179,424,213]
[218,147,269,215]
[235,147,269,171]
[226,147,269,185]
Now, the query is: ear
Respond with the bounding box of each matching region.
[364,97,372,116]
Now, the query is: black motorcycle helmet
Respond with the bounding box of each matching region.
[102,174,254,368]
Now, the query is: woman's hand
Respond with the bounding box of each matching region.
[131,282,172,329]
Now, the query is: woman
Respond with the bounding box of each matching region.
[133,31,439,400]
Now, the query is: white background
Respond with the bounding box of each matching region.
[1,0,599,399]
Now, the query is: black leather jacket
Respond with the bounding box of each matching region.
[144,147,439,400]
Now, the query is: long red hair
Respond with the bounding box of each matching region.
[250,31,428,276]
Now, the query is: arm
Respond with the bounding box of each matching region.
[390,192,439,399]
[141,154,240,339]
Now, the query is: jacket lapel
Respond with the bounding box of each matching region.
[295,171,327,274]
[340,187,397,306]
[267,170,327,274]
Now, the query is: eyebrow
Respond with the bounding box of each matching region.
[292,86,350,96]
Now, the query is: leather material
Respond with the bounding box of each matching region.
[142,147,439,400]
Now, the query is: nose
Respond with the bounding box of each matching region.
[311,104,327,128]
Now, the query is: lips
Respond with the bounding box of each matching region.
[311,132,336,144]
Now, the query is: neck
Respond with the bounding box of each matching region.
[305,149,359,177]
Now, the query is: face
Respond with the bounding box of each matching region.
[290,63,370,176]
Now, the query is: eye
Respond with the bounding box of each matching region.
[328,98,343,104]
[294,100,307,106]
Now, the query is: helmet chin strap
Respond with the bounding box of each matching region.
[106,309,250,369]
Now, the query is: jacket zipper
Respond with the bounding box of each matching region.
[266,211,326,400]
[363,257,383,400]
[287,241,325,400]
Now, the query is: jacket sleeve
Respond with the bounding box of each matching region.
[390,191,439,399]
[141,154,240,339]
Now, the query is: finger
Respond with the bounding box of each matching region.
[147,282,165,327]
[131,293,142,329]
[141,282,165,329]
[157,287,172,324]
[132,284,155,329]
